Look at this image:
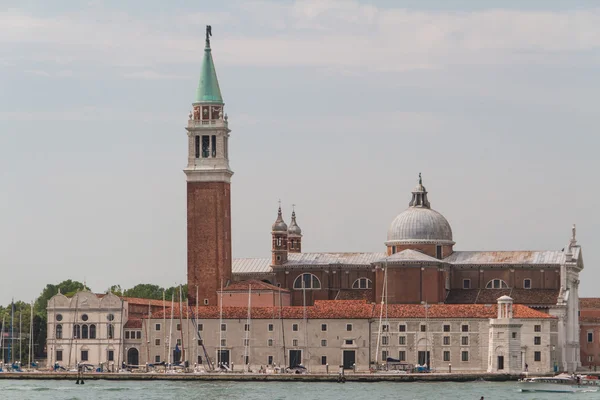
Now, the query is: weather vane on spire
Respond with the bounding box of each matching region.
[206,25,212,47]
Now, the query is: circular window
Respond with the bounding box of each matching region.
[107,313,115,321]
[56,314,63,322]
[81,314,89,321]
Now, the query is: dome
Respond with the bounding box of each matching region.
[272,206,288,232]
[386,207,453,244]
[386,174,454,245]
[288,210,302,236]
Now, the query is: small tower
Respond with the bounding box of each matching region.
[185,26,233,307]
[272,204,288,266]
[287,207,302,253]
[487,296,523,373]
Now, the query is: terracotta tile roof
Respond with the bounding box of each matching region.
[124,318,142,328]
[147,300,551,320]
[445,289,559,305]
[220,280,289,292]
[580,298,600,309]
[335,289,374,302]
[374,303,553,319]
[284,252,385,266]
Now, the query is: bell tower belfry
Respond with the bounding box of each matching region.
[185,26,233,306]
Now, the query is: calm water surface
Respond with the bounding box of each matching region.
[0,380,592,400]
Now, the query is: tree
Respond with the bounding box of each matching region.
[123,284,164,300]
[106,285,123,296]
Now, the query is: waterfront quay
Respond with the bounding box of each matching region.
[0,372,534,382]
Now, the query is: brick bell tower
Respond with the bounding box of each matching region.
[185,26,233,306]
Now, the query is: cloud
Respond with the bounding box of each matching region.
[1,2,600,72]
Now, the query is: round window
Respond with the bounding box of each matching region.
[81,314,89,321]
[107,313,115,321]
[56,314,63,322]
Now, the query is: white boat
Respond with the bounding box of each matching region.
[518,374,599,393]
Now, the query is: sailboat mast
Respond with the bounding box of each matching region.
[10,299,14,364]
[29,301,33,369]
[146,301,151,366]
[19,304,22,365]
[195,285,199,366]
[218,279,223,368]
[302,280,308,371]
[279,287,286,368]
[178,285,185,363]
[375,265,387,365]
[162,289,166,364]
[1,315,5,364]
[243,284,251,371]
[168,292,174,368]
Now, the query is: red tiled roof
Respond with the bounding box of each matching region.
[445,289,559,305]
[374,303,553,319]
[580,298,600,309]
[124,318,142,328]
[220,280,289,292]
[147,300,552,320]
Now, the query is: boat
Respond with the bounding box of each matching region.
[518,373,599,393]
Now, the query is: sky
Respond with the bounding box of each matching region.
[1,0,599,305]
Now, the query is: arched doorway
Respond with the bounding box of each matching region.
[127,348,139,366]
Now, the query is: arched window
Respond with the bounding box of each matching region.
[82,324,89,339]
[523,279,532,289]
[89,324,97,339]
[56,324,63,339]
[108,324,114,339]
[293,273,321,289]
[73,324,81,339]
[485,279,509,289]
[352,278,372,289]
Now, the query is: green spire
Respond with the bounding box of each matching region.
[195,25,223,104]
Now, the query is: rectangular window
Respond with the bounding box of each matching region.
[588,332,594,343]
[176,324,181,331]
[244,324,250,332]
[443,351,450,362]
[588,355,594,362]
[202,135,210,158]
[198,324,203,332]
[268,339,274,347]
[198,339,203,346]
[155,339,160,346]
[443,336,450,346]
[221,324,226,332]
[292,339,298,347]
[268,355,274,365]
[243,338,250,346]
[436,245,442,259]
[155,323,161,331]
[177,339,181,346]
[81,350,89,362]
[125,331,130,339]
[220,339,226,347]
[512,332,517,339]
[461,324,469,332]
[321,356,327,365]
[321,339,327,347]
[398,351,406,362]
[398,324,406,332]
[462,336,469,346]
[399,336,406,345]
[346,324,352,332]
[420,325,426,332]
[534,325,541,332]
[463,279,471,289]
[108,350,114,362]
[534,351,541,362]
[56,350,63,361]
[461,351,469,362]
[194,135,200,158]
[534,336,541,345]
[321,324,327,331]
[382,350,388,360]
[524,279,531,289]
[136,331,141,339]
[155,355,161,363]
[382,336,389,345]
[224,137,228,159]
[443,324,450,332]
[268,324,274,332]
[292,324,299,332]
[211,135,217,157]
[392,246,396,254]
[382,324,389,332]
[345,339,353,345]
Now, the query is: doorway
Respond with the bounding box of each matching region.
[343,350,356,369]
[497,355,504,370]
[417,351,430,366]
[289,350,302,367]
[127,348,139,366]
[217,349,230,366]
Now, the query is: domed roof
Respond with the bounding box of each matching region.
[288,210,302,236]
[272,206,288,232]
[386,174,454,245]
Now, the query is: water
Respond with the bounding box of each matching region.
[0,380,589,399]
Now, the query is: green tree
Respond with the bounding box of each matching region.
[123,284,164,300]
[106,285,123,296]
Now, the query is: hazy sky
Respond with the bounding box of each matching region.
[1,0,599,305]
